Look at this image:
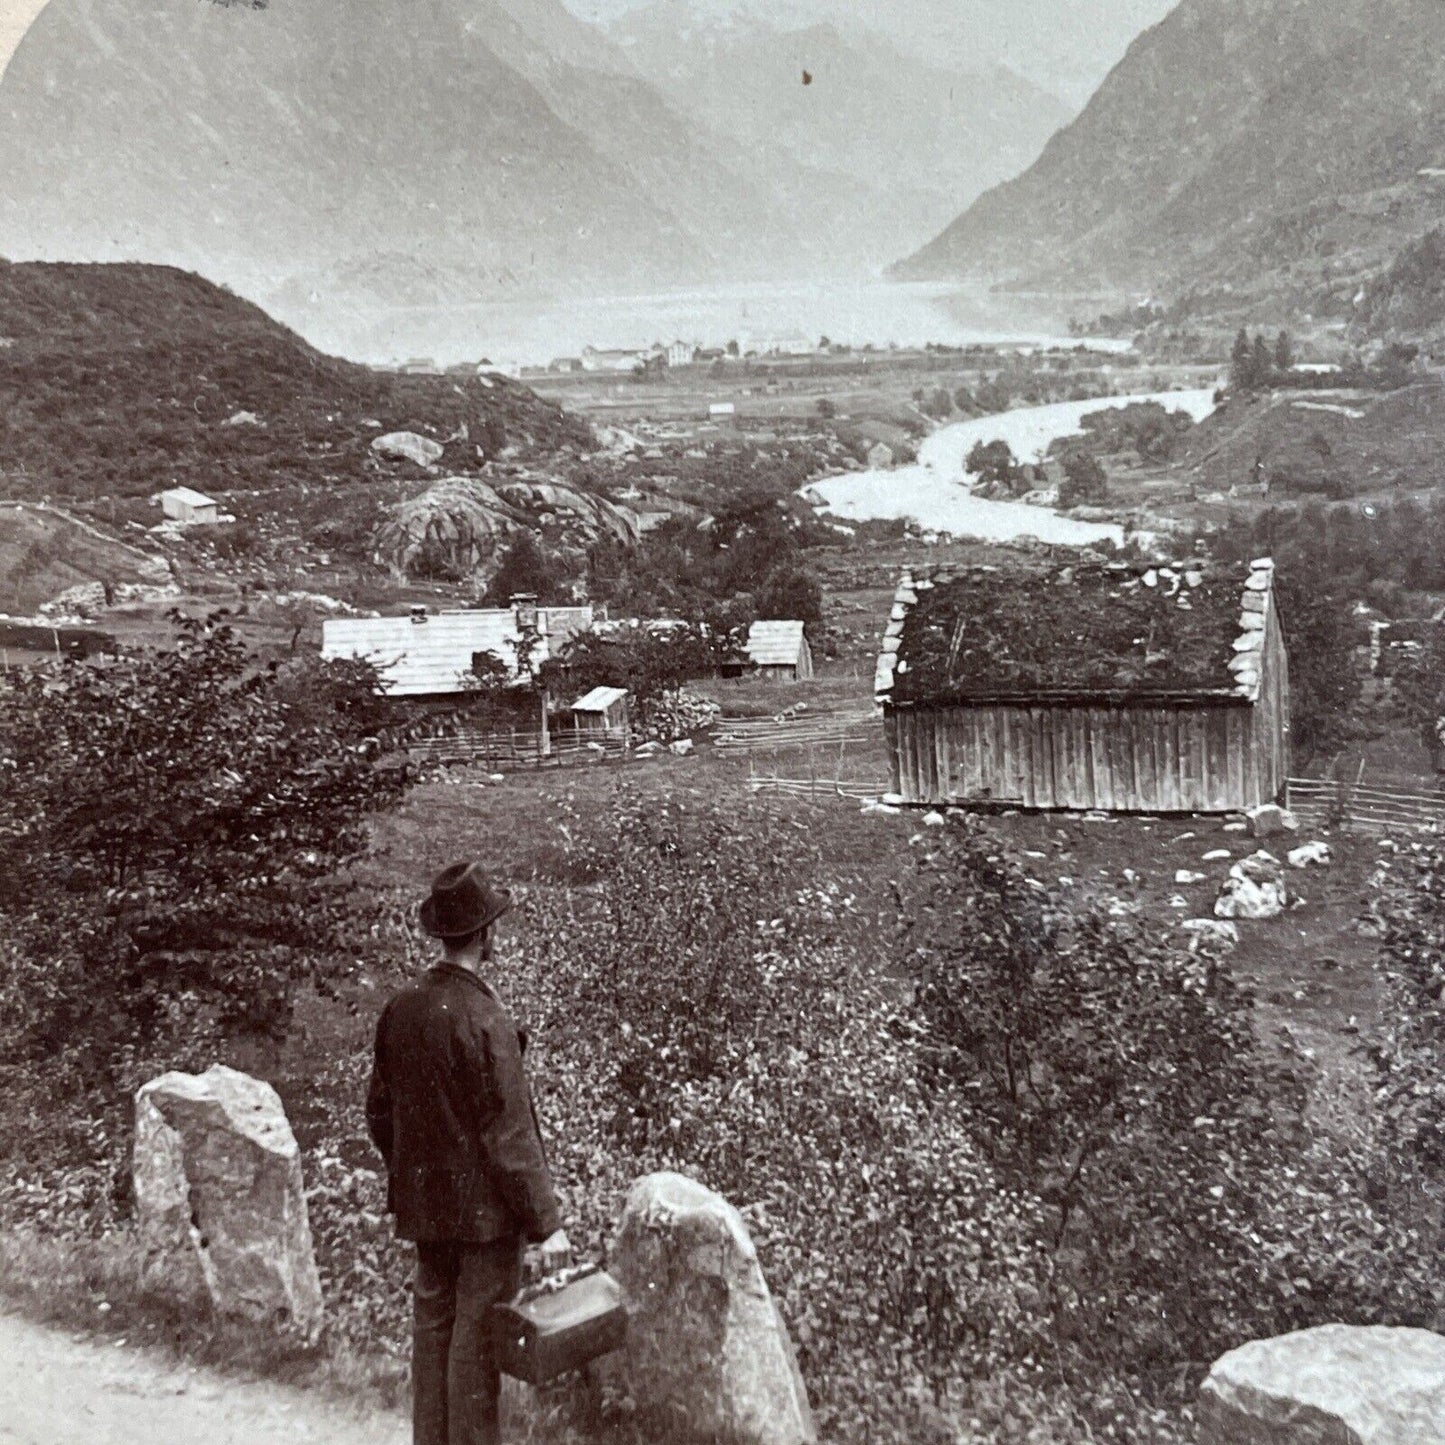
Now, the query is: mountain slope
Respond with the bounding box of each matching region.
[897,0,1445,306]
[609,5,1070,258]
[0,0,817,302]
[0,260,589,502]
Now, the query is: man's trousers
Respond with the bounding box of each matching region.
[413,1238,522,1445]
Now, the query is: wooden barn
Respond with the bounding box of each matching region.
[744,620,814,681]
[875,558,1289,814]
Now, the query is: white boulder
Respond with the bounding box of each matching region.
[371,430,444,467]
[1202,848,1233,862]
[669,738,695,757]
[1247,803,1300,838]
[1289,841,1334,868]
[1198,1324,1445,1444]
[922,811,947,827]
[134,1065,322,1337]
[1175,869,1207,884]
[612,1173,816,1445]
[1216,850,1291,918]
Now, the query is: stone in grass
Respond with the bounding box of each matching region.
[1289,841,1333,868]
[612,1173,816,1445]
[1216,874,1286,920]
[1202,848,1233,862]
[1197,1323,1445,1445]
[1246,803,1299,838]
[134,1065,323,1338]
[922,811,946,827]
[1175,869,1207,884]
[1181,919,1239,954]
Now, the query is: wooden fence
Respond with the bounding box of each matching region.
[746,774,883,801]
[712,711,877,754]
[1288,775,1445,833]
[406,726,630,771]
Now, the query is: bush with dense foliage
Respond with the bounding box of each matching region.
[0,614,406,1190]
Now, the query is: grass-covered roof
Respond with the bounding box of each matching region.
[887,561,1260,703]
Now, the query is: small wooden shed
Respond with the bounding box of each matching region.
[571,685,630,736]
[875,558,1290,814]
[745,620,814,681]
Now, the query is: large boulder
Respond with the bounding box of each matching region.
[611,1172,816,1445]
[134,1065,323,1337]
[371,430,444,467]
[1198,1324,1445,1443]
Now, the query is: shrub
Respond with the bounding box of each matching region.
[0,614,407,1178]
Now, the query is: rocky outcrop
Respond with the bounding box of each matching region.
[375,475,638,582]
[611,1172,815,1445]
[1198,1324,1445,1444]
[134,1065,322,1337]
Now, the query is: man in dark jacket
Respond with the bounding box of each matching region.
[367,861,569,1445]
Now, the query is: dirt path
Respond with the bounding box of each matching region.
[0,1312,406,1445]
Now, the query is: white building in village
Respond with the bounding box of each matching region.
[159,487,220,525]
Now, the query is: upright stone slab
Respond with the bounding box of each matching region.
[612,1172,816,1445]
[134,1064,323,1337]
[1198,1324,1445,1444]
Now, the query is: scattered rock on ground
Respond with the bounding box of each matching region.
[134,1065,322,1337]
[1289,841,1333,868]
[1197,1323,1445,1445]
[370,430,444,467]
[861,799,902,817]
[1246,803,1299,838]
[922,811,946,827]
[1217,851,1291,918]
[1175,869,1207,884]
[669,738,694,757]
[1202,848,1232,861]
[1181,919,1240,954]
[612,1172,816,1445]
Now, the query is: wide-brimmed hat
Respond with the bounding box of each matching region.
[419,861,512,940]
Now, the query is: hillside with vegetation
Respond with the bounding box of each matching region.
[0,261,589,502]
[896,0,1445,322]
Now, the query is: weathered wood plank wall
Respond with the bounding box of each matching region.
[887,696,1284,813]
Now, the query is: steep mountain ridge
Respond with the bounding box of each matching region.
[898,0,1445,311]
[608,2,1070,258]
[0,0,820,303]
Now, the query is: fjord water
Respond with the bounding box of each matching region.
[804,388,1220,546]
[274,279,1130,368]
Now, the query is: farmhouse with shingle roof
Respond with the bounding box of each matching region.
[320,601,593,698]
[875,558,1289,813]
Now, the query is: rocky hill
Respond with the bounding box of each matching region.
[607,5,1069,260]
[0,0,824,304]
[0,261,590,502]
[896,0,1445,317]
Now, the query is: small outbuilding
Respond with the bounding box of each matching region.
[571,685,630,737]
[875,558,1289,814]
[160,487,219,525]
[745,620,814,682]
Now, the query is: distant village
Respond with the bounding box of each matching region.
[390,332,861,381]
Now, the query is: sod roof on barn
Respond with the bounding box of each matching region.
[876,559,1276,705]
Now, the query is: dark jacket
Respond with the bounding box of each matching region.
[366,964,561,1245]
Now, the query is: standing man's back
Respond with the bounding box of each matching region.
[367,862,569,1445]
